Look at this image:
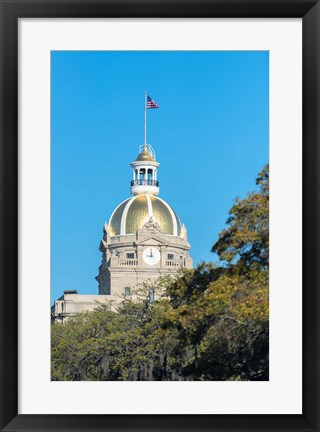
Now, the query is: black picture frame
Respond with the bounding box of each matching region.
[1,1,319,431]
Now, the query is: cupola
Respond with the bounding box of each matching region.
[130,144,160,196]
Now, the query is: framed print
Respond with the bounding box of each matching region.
[0,0,319,431]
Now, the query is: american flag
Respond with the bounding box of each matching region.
[146,95,160,109]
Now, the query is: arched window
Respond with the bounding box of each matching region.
[147,169,153,182]
[139,169,145,180]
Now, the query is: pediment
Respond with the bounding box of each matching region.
[139,218,163,234]
[137,235,168,246]
[136,217,168,244]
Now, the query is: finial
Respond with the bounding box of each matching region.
[180,223,187,240]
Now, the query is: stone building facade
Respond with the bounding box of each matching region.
[52,143,192,322]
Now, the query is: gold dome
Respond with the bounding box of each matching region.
[109,194,181,236]
[135,145,156,162]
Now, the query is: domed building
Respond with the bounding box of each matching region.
[96,144,193,301]
[52,143,192,321]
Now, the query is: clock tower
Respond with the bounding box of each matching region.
[96,143,193,306]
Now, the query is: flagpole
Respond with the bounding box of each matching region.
[144,91,147,146]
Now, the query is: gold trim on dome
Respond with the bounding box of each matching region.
[109,199,130,236]
[135,145,155,162]
[150,196,174,235]
[109,195,181,237]
[172,208,182,236]
[125,195,149,233]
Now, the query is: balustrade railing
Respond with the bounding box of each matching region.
[131,179,159,187]
[117,258,184,267]
[165,260,184,267]
[119,259,138,266]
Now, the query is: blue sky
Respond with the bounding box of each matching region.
[51,51,269,303]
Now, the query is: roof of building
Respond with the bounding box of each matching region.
[135,145,156,162]
[108,194,181,236]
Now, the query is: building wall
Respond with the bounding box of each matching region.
[52,294,116,323]
[52,219,193,323]
[96,219,192,297]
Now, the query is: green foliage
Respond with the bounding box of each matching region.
[52,165,269,381]
[212,164,269,271]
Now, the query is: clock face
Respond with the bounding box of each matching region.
[142,247,161,265]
